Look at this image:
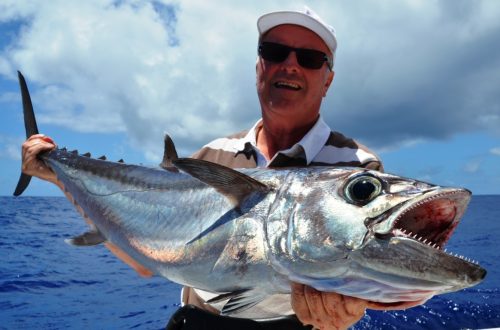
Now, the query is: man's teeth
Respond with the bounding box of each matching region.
[275,81,301,90]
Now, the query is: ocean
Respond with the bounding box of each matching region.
[0,195,499,329]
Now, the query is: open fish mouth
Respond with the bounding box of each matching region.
[371,188,472,251]
[347,188,486,302]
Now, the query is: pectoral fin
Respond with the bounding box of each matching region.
[173,158,269,207]
[65,229,106,246]
[207,289,268,316]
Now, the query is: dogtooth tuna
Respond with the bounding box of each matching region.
[14,72,486,318]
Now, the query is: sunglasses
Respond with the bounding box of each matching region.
[258,42,332,71]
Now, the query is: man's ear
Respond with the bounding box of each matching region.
[323,70,334,97]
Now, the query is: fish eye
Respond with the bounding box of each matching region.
[344,175,383,205]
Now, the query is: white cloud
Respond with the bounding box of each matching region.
[0,91,18,103]
[1,0,280,160]
[1,0,499,162]
[490,147,500,156]
[464,160,481,173]
[0,134,22,160]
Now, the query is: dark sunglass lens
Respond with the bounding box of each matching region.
[259,42,290,62]
[296,49,326,69]
[259,42,329,70]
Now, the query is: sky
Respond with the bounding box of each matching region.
[0,0,499,196]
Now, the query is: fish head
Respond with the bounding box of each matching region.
[266,168,382,277]
[266,168,486,302]
[345,171,486,301]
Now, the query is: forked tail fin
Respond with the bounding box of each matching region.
[13,71,39,196]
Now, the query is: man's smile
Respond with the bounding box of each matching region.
[274,81,302,91]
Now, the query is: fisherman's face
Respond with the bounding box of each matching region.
[256,24,334,122]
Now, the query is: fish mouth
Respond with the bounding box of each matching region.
[345,188,486,302]
[370,188,471,251]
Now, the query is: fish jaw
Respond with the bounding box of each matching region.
[347,236,486,300]
[336,187,486,302]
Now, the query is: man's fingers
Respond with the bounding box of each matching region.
[304,285,328,314]
[321,292,367,325]
[304,285,329,326]
[25,134,56,149]
[293,288,369,330]
[26,134,49,142]
[40,136,54,144]
[290,284,425,329]
[21,135,58,181]
[342,295,367,319]
[290,283,313,325]
[23,140,51,164]
[321,291,342,316]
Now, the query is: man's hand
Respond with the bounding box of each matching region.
[21,134,58,183]
[291,283,366,330]
[291,283,428,330]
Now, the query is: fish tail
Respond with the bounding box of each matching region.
[13,71,39,196]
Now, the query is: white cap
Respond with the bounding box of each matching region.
[257,6,337,65]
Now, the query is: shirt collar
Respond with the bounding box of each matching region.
[235,116,331,165]
[292,116,331,164]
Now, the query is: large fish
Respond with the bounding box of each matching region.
[14,72,485,318]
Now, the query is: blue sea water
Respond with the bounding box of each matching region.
[0,195,499,329]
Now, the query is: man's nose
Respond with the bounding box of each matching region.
[281,51,300,70]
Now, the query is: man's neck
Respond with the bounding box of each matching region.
[256,115,318,161]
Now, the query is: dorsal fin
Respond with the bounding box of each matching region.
[159,134,179,172]
[173,158,269,206]
[98,155,107,160]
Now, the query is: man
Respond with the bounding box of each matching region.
[178,7,425,329]
[21,7,422,330]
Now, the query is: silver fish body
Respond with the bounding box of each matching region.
[41,148,485,314]
[14,71,486,317]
